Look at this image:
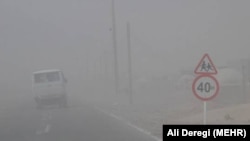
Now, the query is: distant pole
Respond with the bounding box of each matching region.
[85,47,89,81]
[103,51,108,78]
[242,63,247,102]
[127,22,133,104]
[112,0,119,96]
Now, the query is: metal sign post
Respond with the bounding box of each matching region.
[203,101,206,125]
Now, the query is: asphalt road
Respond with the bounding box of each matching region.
[0,99,158,141]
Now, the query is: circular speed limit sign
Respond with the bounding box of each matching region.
[192,75,219,101]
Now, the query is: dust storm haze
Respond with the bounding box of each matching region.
[1,0,250,140]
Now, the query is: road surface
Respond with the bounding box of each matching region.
[0,98,158,141]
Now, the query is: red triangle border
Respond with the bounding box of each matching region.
[194,53,218,75]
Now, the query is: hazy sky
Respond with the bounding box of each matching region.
[1,0,250,89]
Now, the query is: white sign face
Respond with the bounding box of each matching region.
[192,75,219,101]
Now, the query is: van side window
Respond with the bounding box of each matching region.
[34,72,60,83]
[34,73,47,83]
[47,72,60,82]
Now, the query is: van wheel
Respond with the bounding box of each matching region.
[63,101,68,108]
[59,98,68,108]
[36,104,43,110]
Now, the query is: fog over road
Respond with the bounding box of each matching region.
[1,0,250,141]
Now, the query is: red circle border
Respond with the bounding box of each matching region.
[192,74,219,101]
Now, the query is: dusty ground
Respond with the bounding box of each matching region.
[95,83,250,139]
[173,102,250,124]
[94,88,202,138]
[97,101,250,139]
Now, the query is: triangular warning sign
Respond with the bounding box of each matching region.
[194,53,217,74]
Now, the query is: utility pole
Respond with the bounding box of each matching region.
[111,0,119,96]
[127,22,133,104]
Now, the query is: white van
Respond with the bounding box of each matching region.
[32,69,68,109]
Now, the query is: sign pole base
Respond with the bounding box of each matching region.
[203,101,207,125]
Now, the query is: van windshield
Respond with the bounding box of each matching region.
[34,72,60,83]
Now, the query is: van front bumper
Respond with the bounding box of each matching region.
[35,94,65,104]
